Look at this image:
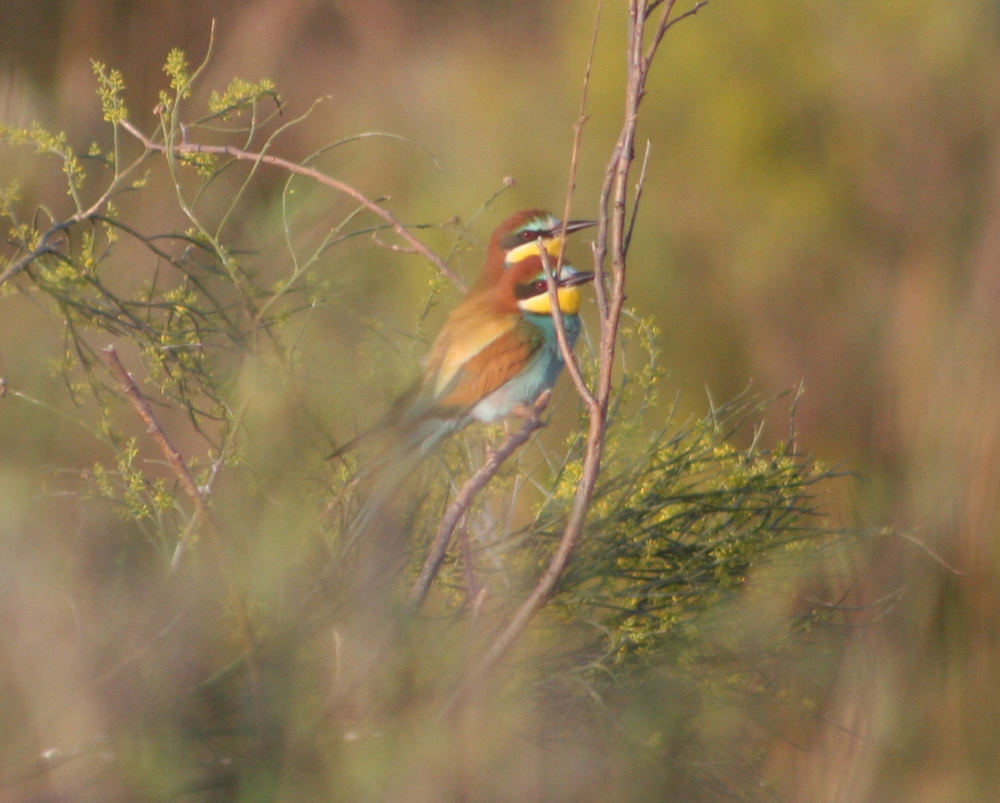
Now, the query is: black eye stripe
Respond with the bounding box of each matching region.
[514,279,550,299]
[500,229,543,250]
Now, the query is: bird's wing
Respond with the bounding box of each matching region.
[333,320,543,458]
[425,309,520,397]
[431,319,544,412]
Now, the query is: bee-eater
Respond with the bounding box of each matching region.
[334,209,596,462]
[334,210,595,541]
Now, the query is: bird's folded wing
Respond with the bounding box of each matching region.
[433,320,544,412]
[429,311,519,397]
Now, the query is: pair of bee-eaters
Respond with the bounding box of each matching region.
[335,209,597,463]
[333,210,596,541]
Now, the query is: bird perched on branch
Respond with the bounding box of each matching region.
[333,209,595,539]
[333,209,596,461]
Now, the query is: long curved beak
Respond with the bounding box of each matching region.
[561,219,598,236]
[559,270,595,287]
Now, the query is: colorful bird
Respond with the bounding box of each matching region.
[333,210,595,545]
[333,209,596,461]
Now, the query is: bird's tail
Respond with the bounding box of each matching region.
[334,416,460,595]
[346,445,424,544]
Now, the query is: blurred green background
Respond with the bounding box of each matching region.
[3,0,1000,798]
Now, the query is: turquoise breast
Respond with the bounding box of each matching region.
[469,313,581,424]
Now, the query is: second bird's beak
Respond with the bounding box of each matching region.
[559,270,595,287]
[558,219,598,236]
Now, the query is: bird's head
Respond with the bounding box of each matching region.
[474,209,596,291]
[511,261,595,317]
[495,210,597,267]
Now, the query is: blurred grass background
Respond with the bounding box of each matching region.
[2,0,1000,799]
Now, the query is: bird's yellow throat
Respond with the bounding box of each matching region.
[504,235,566,267]
[517,285,582,316]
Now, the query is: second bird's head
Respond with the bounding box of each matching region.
[513,263,594,316]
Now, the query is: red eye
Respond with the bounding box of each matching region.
[533,279,547,293]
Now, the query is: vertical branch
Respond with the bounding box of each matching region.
[444,0,704,714]
[540,0,603,406]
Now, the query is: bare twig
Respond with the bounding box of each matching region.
[625,140,652,254]
[119,119,465,291]
[538,246,596,407]
[537,1,602,407]
[647,0,710,51]
[892,529,970,577]
[410,392,550,608]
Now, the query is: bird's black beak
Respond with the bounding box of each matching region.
[560,270,595,287]
[560,219,598,236]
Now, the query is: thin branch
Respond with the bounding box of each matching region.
[892,529,970,577]
[119,119,465,291]
[0,143,153,287]
[538,1,603,409]
[556,0,600,263]
[537,245,596,407]
[624,140,652,254]
[102,346,210,520]
[652,0,709,49]
[0,228,68,286]
[410,392,550,608]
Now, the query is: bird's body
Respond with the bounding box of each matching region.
[335,210,595,460]
[335,210,594,537]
